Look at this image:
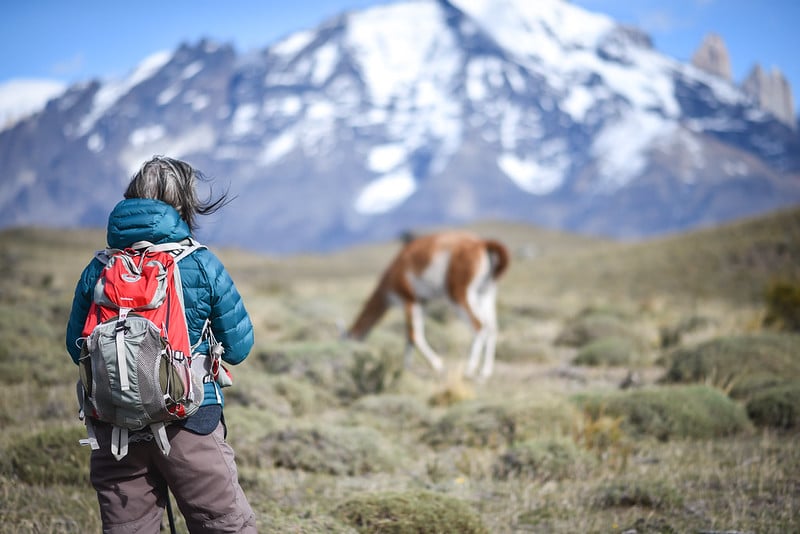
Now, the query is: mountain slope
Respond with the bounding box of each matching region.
[1,0,798,253]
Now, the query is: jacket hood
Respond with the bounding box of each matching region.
[106,198,192,248]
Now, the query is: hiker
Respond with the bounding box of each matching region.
[65,156,257,533]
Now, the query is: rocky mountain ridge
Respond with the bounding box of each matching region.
[691,32,795,129]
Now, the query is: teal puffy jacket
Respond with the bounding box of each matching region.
[65,198,254,410]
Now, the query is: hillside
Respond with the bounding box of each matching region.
[0,210,798,532]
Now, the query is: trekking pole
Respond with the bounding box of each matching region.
[165,485,178,534]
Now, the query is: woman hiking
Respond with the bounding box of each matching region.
[65,155,257,533]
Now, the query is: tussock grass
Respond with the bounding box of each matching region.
[3,425,90,486]
[423,395,579,450]
[333,490,488,534]
[256,425,400,476]
[492,436,595,481]
[763,279,800,332]
[575,385,753,441]
[347,394,433,432]
[746,382,800,429]
[572,336,648,367]
[658,333,800,399]
[254,340,403,402]
[592,476,683,509]
[555,308,639,348]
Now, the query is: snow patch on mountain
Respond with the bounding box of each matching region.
[593,112,676,190]
[0,79,66,131]
[78,50,173,136]
[355,169,417,214]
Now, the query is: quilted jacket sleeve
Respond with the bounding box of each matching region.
[192,249,254,365]
[65,258,105,364]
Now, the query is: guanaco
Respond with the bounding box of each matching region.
[346,231,509,380]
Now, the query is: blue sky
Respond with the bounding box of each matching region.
[1,0,798,108]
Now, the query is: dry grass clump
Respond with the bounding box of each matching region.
[3,425,90,486]
[348,394,433,431]
[572,336,647,367]
[257,425,399,475]
[0,477,101,533]
[427,369,476,407]
[254,340,403,402]
[423,396,579,449]
[0,303,74,387]
[763,279,800,332]
[592,476,683,510]
[745,382,800,429]
[555,307,648,351]
[575,385,752,441]
[659,314,715,348]
[658,333,800,399]
[492,436,594,480]
[332,490,488,534]
[223,372,338,419]
[422,400,517,449]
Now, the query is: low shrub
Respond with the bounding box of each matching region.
[572,336,644,367]
[254,341,402,402]
[658,333,800,399]
[423,397,579,450]
[574,385,752,441]
[763,279,800,332]
[659,315,714,348]
[349,394,432,431]
[422,401,516,449]
[746,382,800,429]
[492,437,594,480]
[259,425,397,476]
[555,309,636,348]
[4,425,90,485]
[593,477,682,509]
[333,490,488,534]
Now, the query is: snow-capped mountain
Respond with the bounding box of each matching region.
[2,0,799,253]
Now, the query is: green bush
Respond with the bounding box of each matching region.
[593,477,682,509]
[422,400,516,449]
[572,336,644,367]
[259,425,397,475]
[492,437,594,481]
[422,396,580,450]
[4,426,90,485]
[254,341,402,402]
[555,311,633,348]
[333,490,488,534]
[746,382,800,429]
[763,280,800,332]
[658,333,800,399]
[0,304,74,387]
[659,315,714,348]
[348,394,432,431]
[574,385,752,441]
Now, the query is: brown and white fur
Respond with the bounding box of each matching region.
[346,231,510,380]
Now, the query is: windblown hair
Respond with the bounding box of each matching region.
[124,155,231,231]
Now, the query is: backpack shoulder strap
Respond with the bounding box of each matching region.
[127,238,206,262]
[94,247,124,266]
[173,237,207,263]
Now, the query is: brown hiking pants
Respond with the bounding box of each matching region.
[90,421,256,533]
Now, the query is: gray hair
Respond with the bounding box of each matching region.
[124,155,230,231]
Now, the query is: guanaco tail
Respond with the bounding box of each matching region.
[346,231,510,380]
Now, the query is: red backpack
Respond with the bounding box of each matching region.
[78,239,205,460]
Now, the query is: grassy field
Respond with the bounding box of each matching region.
[1,207,798,533]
